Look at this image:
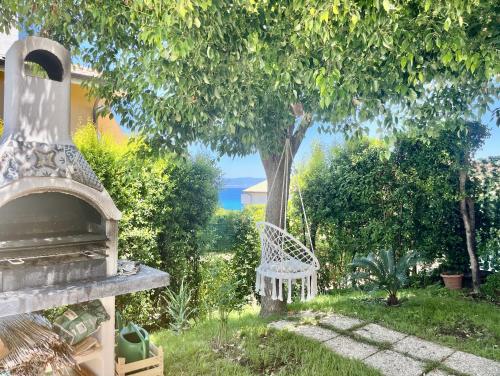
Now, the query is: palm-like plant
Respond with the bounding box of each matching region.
[350,250,419,306]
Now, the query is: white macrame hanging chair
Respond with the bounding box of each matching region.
[255,138,320,303]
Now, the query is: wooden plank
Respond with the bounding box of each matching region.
[158,346,164,374]
[74,347,102,364]
[135,369,162,376]
[116,358,126,376]
[115,345,163,376]
[121,356,161,373]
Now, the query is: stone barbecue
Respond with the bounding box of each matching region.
[0,36,169,375]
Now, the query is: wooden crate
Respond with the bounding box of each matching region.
[115,343,164,376]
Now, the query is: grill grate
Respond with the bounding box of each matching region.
[0,243,108,266]
[0,233,108,252]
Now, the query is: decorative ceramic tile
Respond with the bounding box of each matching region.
[0,140,103,191]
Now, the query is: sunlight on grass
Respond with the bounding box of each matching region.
[151,288,500,375]
[152,307,381,376]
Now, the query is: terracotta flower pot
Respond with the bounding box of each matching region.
[441,273,463,290]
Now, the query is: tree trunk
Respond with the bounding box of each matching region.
[257,111,312,317]
[258,147,292,317]
[459,169,480,294]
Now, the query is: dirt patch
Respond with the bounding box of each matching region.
[357,296,409,307]
[211,338,252,367]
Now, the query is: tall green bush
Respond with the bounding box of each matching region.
[198,209,245,253]
[474,157,500,272]
[481,272,500,302]
[231,212,260,301]
[74,124,220,328]
[198,208,260,316]
[293,129,498,290]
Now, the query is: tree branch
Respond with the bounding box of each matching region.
[291,112,313,155]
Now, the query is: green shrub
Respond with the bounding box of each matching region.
[243,204,265,223]
[199,255,234,318]
[294,134,499,290]
[475,158,500,272]
[198,207,260,308]
[198,209,245,253]
[481,273,500,302]
[199,205,263,255]
[74,124,219,329]
[351,250,420,305]
[231,212,260,301]
[198,254,246,344]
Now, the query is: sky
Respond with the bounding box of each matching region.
[195,111,500,179]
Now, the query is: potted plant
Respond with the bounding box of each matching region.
[441,271,464,290]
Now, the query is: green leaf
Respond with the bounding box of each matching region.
[320,10,329,23]
[444,17,451,31]
[441,50,453,64]
[400,57,407,69]
[350,13,359,29]
[424,0,431,12]
[383,0,392,12]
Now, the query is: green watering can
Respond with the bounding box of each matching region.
[116,312,150,363]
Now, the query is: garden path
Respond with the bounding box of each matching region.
[269,312,500,376]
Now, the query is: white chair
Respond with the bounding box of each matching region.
[255,221,319,303]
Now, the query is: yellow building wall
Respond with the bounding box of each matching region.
[70,83,95,134]
[0,72,125,142]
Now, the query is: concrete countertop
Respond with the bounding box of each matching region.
[0,264,170,318]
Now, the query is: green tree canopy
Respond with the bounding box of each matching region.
[3,0,497,155]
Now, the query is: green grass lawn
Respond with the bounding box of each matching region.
[290,286,500,361]
[152,287,499,374]
[152,308,381,376]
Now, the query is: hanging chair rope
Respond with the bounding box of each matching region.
[285,140,314,253]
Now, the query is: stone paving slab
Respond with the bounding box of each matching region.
[323,335,379,360]
[293,325,339,342]
[443,351,500,376]
[364,350,425,376]
[270,317,500,376]
[424,370,451,376]
[354,323,407,344]
[288,310,321,320]
[268,320,296,331]
[319,313,364,331]
[393,336,455,362]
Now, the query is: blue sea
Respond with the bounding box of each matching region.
[219,188,243,210]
